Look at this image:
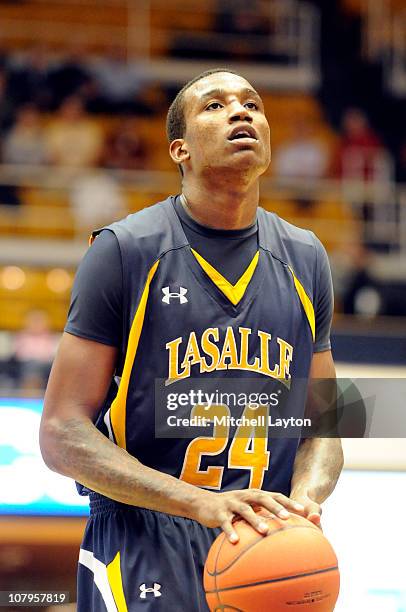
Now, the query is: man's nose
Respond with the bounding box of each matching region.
[228,102,253,123]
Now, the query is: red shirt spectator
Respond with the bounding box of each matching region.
[333,108,390,181]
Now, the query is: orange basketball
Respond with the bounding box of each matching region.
[204,511,340,612]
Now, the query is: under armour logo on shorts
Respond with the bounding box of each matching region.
[139,583,162,598]
[162,286,188,304]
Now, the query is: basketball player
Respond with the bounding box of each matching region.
[40,69,344,611]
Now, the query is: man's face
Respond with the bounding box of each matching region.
[181,72,271,178]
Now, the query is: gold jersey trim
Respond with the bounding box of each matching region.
[110,260,160,449]
[191,249,260,306]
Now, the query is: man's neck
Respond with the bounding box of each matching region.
[181,179,259,230]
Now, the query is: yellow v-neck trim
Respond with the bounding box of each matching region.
[191,249,260,306]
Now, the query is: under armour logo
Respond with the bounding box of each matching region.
[162,286,188,304]
[139,583,162,599]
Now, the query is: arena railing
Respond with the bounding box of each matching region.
[387,12,406,97]
[0,164,405,260]
[0,0,320,91]
[364,0,406,96]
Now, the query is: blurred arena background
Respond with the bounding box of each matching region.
[0,0,405,610]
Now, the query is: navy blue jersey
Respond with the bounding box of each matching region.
[71,196,333,498]
[66,196,331,354]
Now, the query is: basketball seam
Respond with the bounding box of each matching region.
[206,565,339,594]
[207,524,318,576]
[213,533,226,610]
[214,605,244,612]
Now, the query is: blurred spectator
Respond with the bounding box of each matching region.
[103,117,147,170]
[13,310,57,391]
[332,108,390,182]
[0,69,14,133]
[0,74,22,206]
[88,46,149,114]
[6,44,51,110]
[47,44,94,109]
[274,118,329,182]
[332,108,393,251]
[171,0,271,61]
[45,96,103,168]
[216,0,269,36]
[214,0,271,60]
[70,170,126,235]
[0,43,7,71]
[329,240,373,315]
[2,104,47,165]
[398,140,406,183]
[0,183,21,207]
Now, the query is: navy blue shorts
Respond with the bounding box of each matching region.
[77,493,221,611]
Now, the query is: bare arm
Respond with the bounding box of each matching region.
[40,332,303,542]
[40,332,211,517]
[290,350,344,525]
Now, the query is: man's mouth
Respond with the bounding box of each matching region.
[227,126,258,141]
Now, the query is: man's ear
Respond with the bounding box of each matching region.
[169,139,190,167]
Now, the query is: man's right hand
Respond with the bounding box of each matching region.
[193,489,305,543]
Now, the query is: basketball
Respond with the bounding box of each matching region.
[204,511,340,611]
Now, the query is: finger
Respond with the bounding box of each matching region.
[234,504,270,534]
[307,511,322,526]
[220,518,239,544]
[276,494,306,514]
[305,501,322,518]
[255,491,305,516]
[251,494,293,520]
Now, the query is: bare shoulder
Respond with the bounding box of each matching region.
[42,332,118,421]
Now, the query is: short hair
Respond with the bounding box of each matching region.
[166,68,241,143]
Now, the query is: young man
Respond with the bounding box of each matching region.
[40,69,343,611]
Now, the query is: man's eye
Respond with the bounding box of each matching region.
[206,102,223,110]
[245,102,259,110]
